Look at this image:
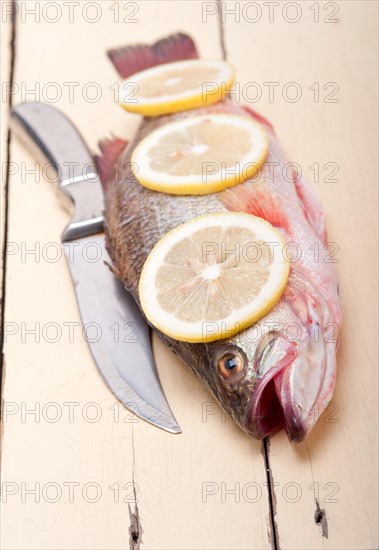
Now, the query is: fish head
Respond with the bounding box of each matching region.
[204,274,339,442]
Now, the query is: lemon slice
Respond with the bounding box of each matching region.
[139,212,289,343]
[118,59,235,116]
[131,114,268,195]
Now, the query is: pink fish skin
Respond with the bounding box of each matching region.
[100,33,341,442]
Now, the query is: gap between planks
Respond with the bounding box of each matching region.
[0,0,17,418]
[216,2,280,547]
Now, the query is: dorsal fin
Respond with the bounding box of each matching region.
[107,32,198,78]
[95,136,128,188]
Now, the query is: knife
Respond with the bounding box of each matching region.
[11,101,181,434]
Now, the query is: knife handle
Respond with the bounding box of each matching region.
[11,102,104,241]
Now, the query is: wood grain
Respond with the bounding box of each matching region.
[1,1,377,549]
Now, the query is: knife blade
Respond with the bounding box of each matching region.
[11,101,181,434]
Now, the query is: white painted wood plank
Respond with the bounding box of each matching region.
[223,1,378,548]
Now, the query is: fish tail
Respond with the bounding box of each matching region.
[107,32,199,78]
[95,136,128,188]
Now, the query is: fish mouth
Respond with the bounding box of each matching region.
[245,339,309,442]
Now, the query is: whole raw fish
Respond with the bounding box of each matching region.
[98,33,341,442]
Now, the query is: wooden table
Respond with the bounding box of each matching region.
[1,1,378,549]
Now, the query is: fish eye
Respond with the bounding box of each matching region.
[217,352,244,379]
